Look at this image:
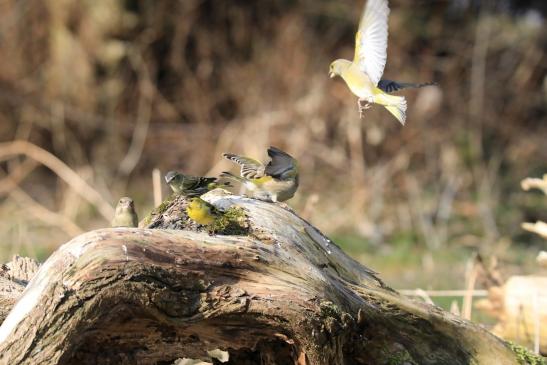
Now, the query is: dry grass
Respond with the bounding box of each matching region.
[0,0,544,267]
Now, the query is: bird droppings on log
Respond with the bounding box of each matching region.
[0,190,533,364]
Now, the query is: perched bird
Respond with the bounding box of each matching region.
[165,171,230,197]
[221,146,299,203]
[328,0,435,125]
[111,197,138,228]
[186,197,219,226]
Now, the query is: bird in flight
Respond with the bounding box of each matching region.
[329,0,435,125]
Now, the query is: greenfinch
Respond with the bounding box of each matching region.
[329,0,434,125]
[186,197,219,226]
[111,197,138,227]
[221,146,299,203]
[165,171,230,197]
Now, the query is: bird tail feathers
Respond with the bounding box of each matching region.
[375,93,407,125]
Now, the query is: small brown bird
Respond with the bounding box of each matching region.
[111,197,138,228]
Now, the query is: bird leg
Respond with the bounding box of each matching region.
[357,98,372,119]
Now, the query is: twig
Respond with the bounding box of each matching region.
[0,140,114,220]
[0,168,84,237]
[406,175,440,250]
[537,251,547,268]
[533,290,540,354]
[521,175,547,195]
[399,289,488,297]
[0,158,37,196]
[450,300,461,316]
[345,113,367,224]
[414,288,435,305]
[152,168,162,207]
[521,221,547,239]
[462,260,479,320]
[118,49,154,176]
[300,194,319,221]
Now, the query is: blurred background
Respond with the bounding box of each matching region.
[0,0,545,351]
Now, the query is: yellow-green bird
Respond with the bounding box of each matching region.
[221,146,299,203]
[329,0,434,125]
[165,171,230,197]
[111,197,138,227]
[186,197,219,226]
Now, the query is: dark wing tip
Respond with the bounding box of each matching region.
[378,79,399,93]
[267,146,291,157]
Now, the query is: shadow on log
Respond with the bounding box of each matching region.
[0,190,533,364]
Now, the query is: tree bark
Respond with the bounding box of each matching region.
[0,256,40,324]
[0,190,528,364]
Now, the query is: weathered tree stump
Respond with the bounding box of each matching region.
[0,190,534,364]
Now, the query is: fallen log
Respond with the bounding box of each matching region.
[0,190,538,364]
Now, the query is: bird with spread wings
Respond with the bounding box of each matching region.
[329,0,435,125]
[221,146,299,203]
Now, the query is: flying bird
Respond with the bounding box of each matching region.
[221,146,299,203]
[111,197,138,227]
[329,0,435,125]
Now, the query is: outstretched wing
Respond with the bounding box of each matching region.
[353,0,390,86]
[265,146,297,179]
[223,153,265,179]
[378,79,437,93]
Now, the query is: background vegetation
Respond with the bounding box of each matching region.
[0,0,545,322]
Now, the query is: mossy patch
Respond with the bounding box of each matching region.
[210,206,249,235]
[384,348,416,365]
[507,341,546,365]
[140,195,175,227]
[319,300,342,319]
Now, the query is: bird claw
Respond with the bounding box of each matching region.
[357,99,372,119]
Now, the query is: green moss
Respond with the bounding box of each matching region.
[140,196,174,227]
[319,300,342,319]
[385,349,416,365]
[210,206,249,235]
[156,198,174,214]
[507,341,546,365]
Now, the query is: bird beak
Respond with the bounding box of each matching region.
[329,71,335,79]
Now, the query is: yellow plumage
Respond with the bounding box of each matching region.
[221,146,299,203]
[186,197,217,226]
[329,0,408,125]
